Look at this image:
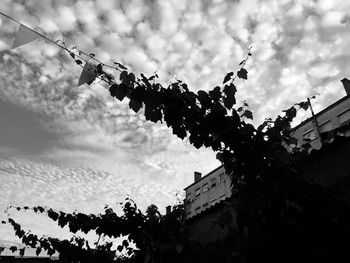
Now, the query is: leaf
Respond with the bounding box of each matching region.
[36,247,41,256]
[145,105,162,123]
[1,220,6,224]
[109,84,127,101]
[75,59,82,65]
[197,90,211,108]
[128,73,135,84]
[223,72,234,84]
[114,62,127,70]
[37,206,44,213]
[209,86,221,101]
[239,60,245,65]
[129,99,142,113]
[10,246,17,253]
[242,109,253,120]
[223,83,237,109]
[298,101,309,111]
[248,52,252,56]
[117,245,123,252]
[89,53,95,57]
[47,209,59,221]
[69,52,75,59]
[120,71,128,83]
[237,68,248,80]
[47,248,55,257]
[288,136,298,146]
[284,107,297,120]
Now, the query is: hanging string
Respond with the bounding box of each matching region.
[0,11,126,85]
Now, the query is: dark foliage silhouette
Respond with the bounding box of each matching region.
[4,48,350,262]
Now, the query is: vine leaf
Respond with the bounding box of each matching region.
[109,84,127,101]
[129,99,142,113]
[223,72,234,84]
[237,68,248,80]
[209,86,221,101]
[242,109,253,120]
[114,62,127,70]
[223,83,237,109]
[298,101,309,111]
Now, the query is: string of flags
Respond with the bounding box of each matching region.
[0,11,122,86]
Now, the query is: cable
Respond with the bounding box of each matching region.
[0,11,122,85]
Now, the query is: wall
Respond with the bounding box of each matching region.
[292,95,350,149]
[184,166,231,219]
[302,136,350,204]
[186,202,236,245]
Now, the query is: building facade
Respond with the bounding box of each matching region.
[184,166,231,220]
[292,94,350,149]
[183,83,350,244]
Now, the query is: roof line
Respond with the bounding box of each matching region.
[183,164,224,190]
[292,94,350,130]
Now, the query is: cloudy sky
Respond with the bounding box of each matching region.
[1,0,350,248]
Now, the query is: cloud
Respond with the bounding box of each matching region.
[2,0,350,244]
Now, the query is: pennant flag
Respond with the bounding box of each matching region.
[0,247,4,255]
[78,62,98,86]
[19,247,25,257]
[12,24,40,49]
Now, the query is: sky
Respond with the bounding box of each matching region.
[1,0,350,250]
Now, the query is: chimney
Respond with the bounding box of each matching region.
[194,171,202,182]
[166,205,171,215]
[341,78,350,95]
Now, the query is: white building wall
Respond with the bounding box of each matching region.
[184,166,231,219]
[292,95,350,149]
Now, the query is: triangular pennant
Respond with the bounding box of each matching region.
[12,24,40,49]
[78,62,98,86]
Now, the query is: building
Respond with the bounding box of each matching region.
[183,166,234,244]
[184,81,350,243]
[184,166,231,220]
[292,84,350,149]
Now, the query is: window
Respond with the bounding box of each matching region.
[219,194,226,200]
[202,183,209,192]
[186,191,191,198]
[195,188,201,197]
[338,109,350,124]
[303,129,316,141]
[195,206,201,214]
[219,173,225,183]
[210,178,217,187]
[319,120,332,133]
[203,202,209,209]
[210,198,216,205]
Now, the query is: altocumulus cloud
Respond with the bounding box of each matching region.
[2,0,350,244]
